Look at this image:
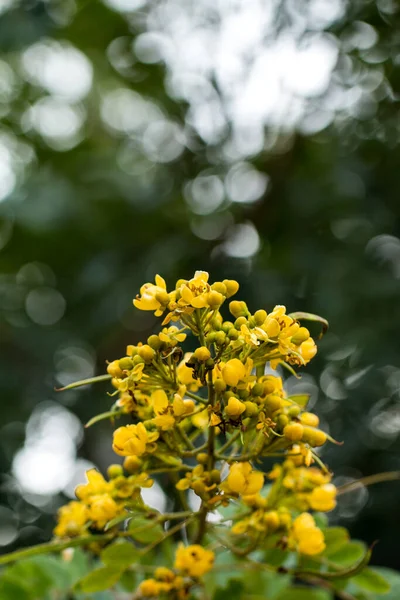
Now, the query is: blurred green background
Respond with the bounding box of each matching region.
[0,0,399,570]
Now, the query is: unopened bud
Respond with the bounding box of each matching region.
[229,300,249,318]
[283,423,304,442]
[223,279,239,298]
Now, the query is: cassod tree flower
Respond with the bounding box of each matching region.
[0,270,394,600]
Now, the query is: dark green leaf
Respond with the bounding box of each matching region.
[101,541,138,568]
[76,566,124,593]
[275,587,332,600]
[322,527,350,557]
[213,579,245,600]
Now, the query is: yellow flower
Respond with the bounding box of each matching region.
[75,469,111,501]
[226,462,264,496]
[151,389,175,431]
[309,483,337,512]
[138,579,173,596]
[173,393,195,417]
[112,423,159,457]
[177,353,201,391]
[54,501,88,538]
[178,271,211,309]
[299,337,317,363]
[291,513,325,555]
[133,274,169,316]
[221,358,247,387]
[159,326,187,345]
[225,396,246,419]
[174,543,214,577]
[88,494,121,529]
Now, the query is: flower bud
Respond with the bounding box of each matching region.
[210,469,221,484]
[254,310,267,326]
[211,316,222,331]
[194,346,211,362]
[214,331,226,346]
[214,378,227,393]
[234,317,248,329]
[133,354,145,365]
[206,332,217,344]
[139,345,155,363]
[107,464,124,479]
[222,359,246,387]
[264,395,283,412]
[251,383,264,397]
[211,282,227,295]
[107,360,123,378]
[228,328,239,340]
[118,357,134,371]
[229,300,249,318]
[244,401,259,417]
[222,321,234,333]
[288,406,301,418]
[207,290,224,309]
[123,455,143,473]
[223,279,239,298]
[192,480,206,496]
[302,426,327,447]
[291,327,310,345]
[283,422,304,441]
[300,412,320,427]
[148,335,162,350]
[126,345,137,356]
[263,511,280,531]
[196,453,208,464]
[238,389,250,400]
[225,397,246,419]
[155,290,170,306]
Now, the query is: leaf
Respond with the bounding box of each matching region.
[128,517,164,544]
[55,374,112,391]
[275,587,332,600]
[101,542,138,568]
[353,567,391,594]
[104,513,129,531]
[322,527,350,557]
[288,394,310,408]
[370,568,400,600]
[118,570,137,592]
[76,566,124,593]
[213,579,245,600]
[287,312,329,339]
[0,560,53,598]
[85,409,123,428]
[329,542,366,567]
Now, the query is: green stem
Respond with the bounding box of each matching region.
[55,374,111,392]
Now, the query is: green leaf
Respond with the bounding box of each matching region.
[353,567,391,594]
[275,587,332,600]
[85,409,123,428]
[370,568,400,600]
[0,560,52,598]
[0,580,31,600]
[213,579,245,600]
[329,541,366,567]
[288,394,310,408]
[104,513,129,531]
[76,566,124,593]
[128,517,164,544]
[118,570,137,592]
[101,541,138,568]
[322,527,350,557]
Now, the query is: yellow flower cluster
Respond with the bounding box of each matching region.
[137,545,215,598]
[54,467,153,538]
[53,270,340,598]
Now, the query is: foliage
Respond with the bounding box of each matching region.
[0,270,398,598]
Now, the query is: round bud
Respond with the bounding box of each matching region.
[210,469,221,484]
[263,511,280,531]
[107,464,124,479]
[192,480,206,496]
[288,406,301,418]
[254,310,267,326]
[223,279,239,298]
[155,290,170,306]
[214,378,227,393]
[214,331,226,346]
[264,395,283,413]
[303,426,327,447]
[229,300,249,319]
[244,401,259,417]
[126,345,137,357]
[206,331,217,344]
[251,383,264,397]
[139,345,155,363]
[211,282,227,295]
[123,455,142,473]
[283,422,304,442]
[194,346,211,362]
[211,316,222,331]
[300,412,320,427]
[196,452,208,464]
[107,360,123,378]
[148,335,162,350]
[238,389,250,400]
[247,317,256,328]
[291,327,310,346]
[118,357,134,371]
[222,321,234,334]
[234,317,248,329]
[228,328,239,340]
[133,355,145,366]
[207,290,225,309]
